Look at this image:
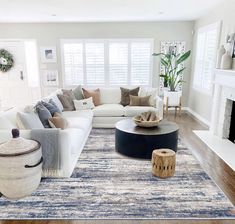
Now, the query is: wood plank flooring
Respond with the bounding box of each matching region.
[0,112,234,224]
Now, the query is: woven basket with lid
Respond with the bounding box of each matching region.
[0,129,42,199]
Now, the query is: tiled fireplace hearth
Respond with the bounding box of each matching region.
[194,69,235,170]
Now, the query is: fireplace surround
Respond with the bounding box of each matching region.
[194,69,235,170]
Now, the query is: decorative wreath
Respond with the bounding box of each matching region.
[0,49,14,72]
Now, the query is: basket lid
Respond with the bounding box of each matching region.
[0,129,40,157]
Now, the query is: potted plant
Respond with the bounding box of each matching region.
[152,50,191,109]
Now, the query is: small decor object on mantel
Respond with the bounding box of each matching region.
[216,45,226,69]
[133,111,161,128]
[221,51,233,70]
[151,148,176,178]
[0,49,14,72]
[0,129,42,199]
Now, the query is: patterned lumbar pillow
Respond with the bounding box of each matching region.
[120,87,140,106]
[73,97,95,110]
[48,113,68,130]
[72,85,84,100]
[129,95,151,106]
[35,102,52,128]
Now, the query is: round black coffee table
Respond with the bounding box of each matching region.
[115,119,179,159]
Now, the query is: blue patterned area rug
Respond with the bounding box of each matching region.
[0,129,234,219]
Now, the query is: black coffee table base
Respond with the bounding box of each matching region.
[115,119,178,160]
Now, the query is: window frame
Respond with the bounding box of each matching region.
[60,38,154,88]
[192,21,222,95]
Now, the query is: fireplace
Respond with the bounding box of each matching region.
[229,101,235,143]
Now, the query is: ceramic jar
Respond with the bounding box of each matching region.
[221,51,232,70]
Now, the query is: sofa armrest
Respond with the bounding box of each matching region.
[0,129,31,143]
[155,96,163,120]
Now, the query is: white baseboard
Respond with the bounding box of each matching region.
[187,107,210,127]
[166,106,210,127]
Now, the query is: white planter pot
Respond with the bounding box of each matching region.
[164,90,182,106]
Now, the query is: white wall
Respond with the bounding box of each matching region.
[189,0,235,124]
[0,22,194,105]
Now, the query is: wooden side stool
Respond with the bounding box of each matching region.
[151,149,176,178]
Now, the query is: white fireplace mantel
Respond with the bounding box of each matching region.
[194,69,235,171]
[214,69,235,88]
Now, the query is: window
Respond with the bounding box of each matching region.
[61,39,153,87]
[193,22,221,93]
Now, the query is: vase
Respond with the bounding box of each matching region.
[216,45,226,69]
[221,51,232,70]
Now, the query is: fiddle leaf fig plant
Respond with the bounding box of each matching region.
[152,50,191,91]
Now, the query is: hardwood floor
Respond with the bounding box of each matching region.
[0,112,234,224]
[167,112,235,206]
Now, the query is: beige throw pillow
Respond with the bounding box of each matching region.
[48,112,68,130]
[82,88,101,106]
[129,95,151,106]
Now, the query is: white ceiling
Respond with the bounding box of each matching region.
[0,0,224,23]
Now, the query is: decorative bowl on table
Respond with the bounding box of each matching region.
[133,111,161,128]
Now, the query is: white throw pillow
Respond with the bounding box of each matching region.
[0,117,16,130]
[74,97,95,110]
[139,87,158,107]
[16,112,44,130]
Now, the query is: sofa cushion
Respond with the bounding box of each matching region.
[0,117,17,130]
[62,110,93,123]
[35,102,52,128]
[42,99,62,115]
[16,111,44,130]
[74,97,94,110]
[100,88,121,104]
[139,87,158,107]
[48,113,68,130]
[82,88,101,106]
[66,117,91,132]
[57,94,75,111]
[129,95,151,106]
[124,106,157,117]
[72,85,84,100]
[93,104,124,117]
[120,87,140,106]
[44,90,64,112]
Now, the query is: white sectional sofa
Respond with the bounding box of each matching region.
[0,87,163,177]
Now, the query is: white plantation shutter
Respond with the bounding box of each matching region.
[193,22,220,93]
[62,39,153,87]
[63,43,83,86]
[131,42,151,85]
[85,42,105,85]
[109,42,128,85]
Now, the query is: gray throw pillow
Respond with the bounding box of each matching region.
[120,87,140,106]
[42,99,62,116]
[35,102,52,128]
[16,112,44,130]
[73,85,84,100]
